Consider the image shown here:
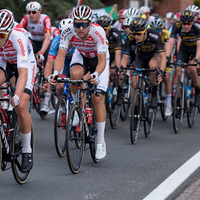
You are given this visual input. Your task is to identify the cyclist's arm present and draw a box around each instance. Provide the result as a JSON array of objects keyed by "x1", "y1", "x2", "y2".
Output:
[
  {"x1": 54, "y1": 48, "x2": 67, "y2": 73},
  {"x1": 115, "y1": 49, "x2": 122, "y2": 69},
  {"x1": 44, "y1": 58, "x2": 54, "y2": 78},
  {"x1": 121, "y1": 54, "x2": 129, "y2": 68},
  {"x1": 95, "y1": 53, "x2": 106, "y2": 75},
  {"x1": 159, "y1": 51, "x2": 166, "y2": 72},
  {"x1": 165, "y1": 37, "x2": 175, "y2": 57},
  {"x1": 37, "y1": 32, "x2": 51, "y2": 55},
  {"x1": 177, "y1": 36, "x2": 181, "y2": 53}
]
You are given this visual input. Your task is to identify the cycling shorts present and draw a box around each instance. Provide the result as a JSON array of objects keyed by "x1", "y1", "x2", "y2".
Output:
[
  {"x1": 0, "y1": 54, "x2": 36, "y2": 96},
  {"x1": 70, "y1": 50, "x2": 109, "y2": 95}
]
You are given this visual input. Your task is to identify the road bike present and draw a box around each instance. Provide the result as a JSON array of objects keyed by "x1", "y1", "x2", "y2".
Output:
[
  {"x1": 169, "y1": 61, "x2": 198, "y2": 133},
  {"x1": 56, "y1": 77, "x2": 100, "y2": 174},
  {"x1": 0, "y1": 82, "x2": 35, "y2": 184}
]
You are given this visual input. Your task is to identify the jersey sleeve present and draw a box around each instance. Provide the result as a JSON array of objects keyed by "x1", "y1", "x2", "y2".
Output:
[
  {"x1": 59, "y1": 25, "x2": 72, "y2": 51},
  {"x1": 123, "y1": 33, "x2": 135, "y2": 55},
  {"x1": 53, "y1": 28, "x2": 60, "y2": 38},
  {"x1": 170, "y1": 21, "x2": 181, "y2": 38},
  {"x1": 48, "y1": 35, "x2": 60, "y2": 59},
  {"x1": 194, "y1": 22, "x2": 200, "y2": 40},
  {"x1": 20, "y1": 15, "x2": 28, "y2": 29},
  {"x1": 113, "y1": 29, "x2": 123, "y2": 51},
  {"x1": 43, "y1": 16, "x2": 51, "y2": 34}
]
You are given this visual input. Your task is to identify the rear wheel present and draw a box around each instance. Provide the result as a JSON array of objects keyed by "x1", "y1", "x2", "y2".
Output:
[
  {"x1": 130, "y1": 89, "x2": 141, "y2": 144},
  {"x1": 11, "y1": 110, "x2": 35, "y2": 184},
  {"x1": 54, "y1": 94, "x2": 68, "y2": 157},
  {"x1": 66, "y1": 104, "x2": 84, "y2": 174}
]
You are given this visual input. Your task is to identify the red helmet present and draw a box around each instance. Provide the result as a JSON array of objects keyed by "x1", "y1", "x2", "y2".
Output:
[
  {"x1": 175, "y1": 12, "x2": 181, "y2": 19},
  {"x1": 118, "y1": 9, "x2": 126, "y2": 18}
]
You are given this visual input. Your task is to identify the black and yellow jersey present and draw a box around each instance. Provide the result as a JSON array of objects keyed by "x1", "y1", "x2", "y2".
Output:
[
  {"x1": 161, "y1": 29, "x2": 170, "y2": 45},
  {"x1": 123, "y1": 28, "x2": 164, "y2": 55},
  {"x1": 170, "y1": 21, "x2": 200, "y2": 47}
]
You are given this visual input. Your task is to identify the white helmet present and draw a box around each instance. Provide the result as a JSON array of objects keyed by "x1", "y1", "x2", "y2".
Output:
[
  {"x1": 59, "y1": 18, "x2": 73, "y2": 31},
  {"x1": 125, "y1": 8, "x2": 140, "y2": 18},
  {"x1": 139, "y1": 6, "x2": 150, "y2": 14},
  {"x1": 166, "y1": 12, "x2": 174, "y2": 19},
  {"x1": 186, "y1": 5, "x2": 200, "y2": 14},
  {"x1": 123, "y1": 17, "x2": 133, "y2": 26},
  {"x1": 26, "y1": 1, "x2": 42, "y2": 12},
  {"x1": 73, "y1": 5, "x2": 92, "y2": 21},
  {"x1": 0, "y1": 9, "x2": 14, "y2": 32}
]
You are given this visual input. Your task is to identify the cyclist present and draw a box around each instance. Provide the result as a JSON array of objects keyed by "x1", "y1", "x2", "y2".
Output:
[
  {"x1": 121, "y1": 17, "x2": 166, "y2": 108},
  {"x1": 139, "y1": 6, "x2": 155, "y2": 25},
  {"x1": 51, "y1": 26, "x2": 60, "y2": 38},
  {"x1": 49, "y1": 5, "x2": 109, "y2": 160},
  {"x1": 165, "y1": 12, "x2": 175, "y2": 30},
  {"x1": 165, "y1": 10, "x2": 200, "y2": 106},
  {"x1": 112, "y1": 9, "x2": 126, "y2": 35},
  {"x1": 40, "y1": 18, "x2": 75, "y2": 114},
  {"x1": 0, "y1": 9, "x2": 36, "y2": 172},
  {"x1": 20, "y1": 1, "x2": 52, "y2": 66},
  {"x1": 96, "y1": 15, "x2": 124, "y2": 105},
  {"x1": 150, "y1": 18, "x2": 172, "y2": 116}
]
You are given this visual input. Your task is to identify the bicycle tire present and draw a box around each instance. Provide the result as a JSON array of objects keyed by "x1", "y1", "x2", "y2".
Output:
[
  {"x1": 66, "y1": 104, "x2": 84, "y2": 174},
  {"x1": 50, "y1": 85, "x2": 57, "y2": 110},
  {"x1": 54, "y1": 94, "x2": 68, "y2": 157},
  {"x1": 89, "y1": 103, "x2": 100, "y2": 163},
  {"x1": 159, "y1": 82, "x2": 168, "y2": 121},
  {"x1": 11, "y1": 110, "x2": 35, "y2": 184},
  {"x1": 187, "y1": 84, "x2": 197, "y2": 128},
  {"x1": 130, "y1": 89, "x2": 141, "y2": 144},
  {"x1": 108, "y1": 84, "x2": 120, "y2": 129},
  {"x1": 173, "y1": 83, "x2": 184, "y2": 133},
  {"x1": 120, "y1": 74, "x2": 131, "y2": 121}
]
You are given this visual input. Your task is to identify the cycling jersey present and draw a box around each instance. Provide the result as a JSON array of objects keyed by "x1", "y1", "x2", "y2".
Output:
[
  {"x1": 0, "y1": 24, "x2": 36, "y2": 95},
  {"x1": 107, "y1": 28, "x2": 123, "y2": 63},
  {"x1": 60, "y1": 23, "x2": 109, "y2": 94},
  {"x1": 51, "y1": 26, "x2": 60, "y2": 38},
  {"x1": 20, "y1": 14, "x2": 52, "y2": 42},
  {"x1": 161, "y1": 30, "x2": 170, "y2": 45}
]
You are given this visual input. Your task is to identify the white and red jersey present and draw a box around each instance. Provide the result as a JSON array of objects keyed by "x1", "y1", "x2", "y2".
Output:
[
  {"x1": 51, "y1": 26, "x2": 60, "y2": 38},
  {"x1": 0, "y1": 24, "x2": 34, "y2": 68},
  {"x1": 20, "y1": 14, "x2": 52, "y2": 42},
  {"x1": 59, "y1": 23, "x2": 109, "y2": 58}
]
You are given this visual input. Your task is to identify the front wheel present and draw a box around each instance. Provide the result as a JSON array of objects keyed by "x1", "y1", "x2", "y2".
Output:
[
  {"x1": 11, "y1": 110, "x2": 35, "y2": 184},
  {"x1": 66, "y1": 104, "x2": 84, "y2": 174}
]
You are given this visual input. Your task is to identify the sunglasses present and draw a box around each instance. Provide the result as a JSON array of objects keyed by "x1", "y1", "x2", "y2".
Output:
[
  {"x1": 119, "y1": 17, "x2": 126, "y2": 20},
  {"x1": 182, "y1": 22, "x2": 192, "y2": 26},
  {"x1": 74, "y1": 22, "x2": 90, "y2": 29},
  {"x1": 0, "y1": 32, "x2": 9, "y2": 39},
  {"x1": 28, "y1": 11, "x2": 37, "y2": 15},
  {"x1": 133, "y1": 30, "x2": 145, "y2": 36},
  {"x1": 103, "y1": 25, "x2": 111, "y2": 30},
  {"x1": 124, "y1": 25, "x2": 129, "y2": 29}
]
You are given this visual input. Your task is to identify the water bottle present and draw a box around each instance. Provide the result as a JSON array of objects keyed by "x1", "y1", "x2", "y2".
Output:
[
  {"x1": 143, "y1": 92, "x2": 147, "y2": 105},
  {"x1": 85, "y1": 106, "x2": 92, "y2": 125},
  {"x1": 107, "y1": 86, "x2": 112, "y2": 103},
  {"x1": 185, "y1": 85, "x2": 191, "y2": 99},
  {"x1": 64, "y1": 83, "x2": 68, "y2": 94}
]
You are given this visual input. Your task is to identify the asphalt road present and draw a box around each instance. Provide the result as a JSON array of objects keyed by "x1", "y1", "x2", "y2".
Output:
[{"x1": 1, "y1": 107, "x2": 200, "y2": 200}]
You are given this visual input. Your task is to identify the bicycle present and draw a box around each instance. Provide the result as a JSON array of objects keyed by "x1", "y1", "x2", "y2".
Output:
[
  {"x1": 121, "y1": 66, "x2": 158, "y2": 144},
  {"x1": 0, "y1": 82, "x2": 35, "y2": 184},
  {"x1": 169, "y1": 61, "x2": 198, "y2": 133},
  {"x1": 30, "y1": 62, "x2": 57, "y2": 119},
  {"x1": 56, "y1": 77, "x2": 100, "y2": 174}
]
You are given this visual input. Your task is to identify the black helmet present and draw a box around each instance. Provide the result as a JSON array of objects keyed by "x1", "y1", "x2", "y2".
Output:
[
  {"x1": 180, "y1": 10, "x2": 195, "y2": 22},
  {"x1": 97, "y1": 15, "x2": 112, "y2": 28},
  {"x1": 129, "y1": 17, "x2": 147, "y2": 32}
]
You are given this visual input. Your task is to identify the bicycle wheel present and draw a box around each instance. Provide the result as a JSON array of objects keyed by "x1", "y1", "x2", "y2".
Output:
[
  {"x1": 54, "y1": 94, "x2": 68, "y2": 157},
  {"x1": 120, "y1": 74, "x2": 131, "y2": 121},
  {"x1": 108, "y1": 83, "x2": 120, "y2": 129},
  {"x1": 11, "y1": 110, "x2": 35, "y2": 184},
  {"x1": 66, "y1": 104, "x2": 84, "y2": 174},
  {"x1": 130, "y1": 89, "x2": 141, "y2": 144},
  {"x1": 89, "y1": 104, "x2": 100, "y2": 163},
  {"x1": 50, "y1": 85, "x2": 57, "y2": 110},
  {"x1": 187, "y1": 85, "x2": 197, "y2": 128},
  {"x1": 173, "y1": 83, "x2": 185, "y2": 133},
  {"x1": 159, "y1": 82, "x2": 168, "y2": 121}
]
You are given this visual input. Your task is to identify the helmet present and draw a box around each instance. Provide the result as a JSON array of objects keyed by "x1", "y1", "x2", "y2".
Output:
[
  {"x1": 59, "y1": 18, "x2": 73, "y2": 31},
  {"x1": 68, "y1": 12, "x2": 72, "y2": 19},
  {"x1": 26, "y1": 1, "x2": 42, "y2": 12},
  {"x1": 0, "y1": 9, "x2": 14, "y2": 32},
  {"x1": 73, "y1": 5, "x2": 92, "y2": 21},
  {"x1": 139, "y1": 6, "x2": 150, "y2": 14},
  {"x1": 125, "y1": 8, "x2": 140, "y2": 18},
  {"x1": 166, "y1": 12, "x2": 174, "y2": 19},
  {"x1": 175, "y1": 12, "x2": 181, "y2": 19},
  {"x1": 129, "y1": 17, "x2": 148, "y2": 32},
  {"x1": 138, "y1": 12, "x2": 147, "y2": 19},
  {"x1": 91, "y1": 13, "x2": 99, "y2": 23},
  {"x1": 123, "y1": 17, "x2": 133, "y2": 26},
  {"x1": 97, "y1": 15, "x2": 112, "y2": 28},
  {"x1": 150, "y1": 18, "x2": 164, "y2": 29},
  {"x1": 180, "y1": 10, "x2": 195, "y2": 22},
  {"x1": 118, "y1": 9, "x2": 125, "y2": 17},
  {"x1": 186, "y1": 5, "x2": 200, "y2": 14}
]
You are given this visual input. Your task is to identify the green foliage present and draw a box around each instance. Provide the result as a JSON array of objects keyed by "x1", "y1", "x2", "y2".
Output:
[
  {"x1": 195, "y1": 0, "x2": 200, "y2": 8},
  {"x1": 0, "y1": 0, "x2": 105, "y2": 25}
]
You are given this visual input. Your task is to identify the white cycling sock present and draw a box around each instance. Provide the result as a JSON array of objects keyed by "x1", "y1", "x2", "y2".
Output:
[
  {"x1": 96, "y1": 121, "x2": 106, "y2": 144},
  {"x1": 61, "y1": 106, "x2": 66, "y2": 113},
  {"x1": 44, "y1": 92, "x2": 50, "y2": 106},
  {"x1": 72, "y1": 93, "x2": 76, "y2": 103},
  {"x1": 22, "y1": 132, "x2": 32, "y2": 153},
  {"x1": 166, "y1": 94, "x2": 172, "y2": 107}
]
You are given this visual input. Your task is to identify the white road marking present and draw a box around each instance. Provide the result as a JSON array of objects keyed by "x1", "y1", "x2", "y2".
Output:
[{"x1": 143, "y1": 151, "x2": 200, "y2": 200}]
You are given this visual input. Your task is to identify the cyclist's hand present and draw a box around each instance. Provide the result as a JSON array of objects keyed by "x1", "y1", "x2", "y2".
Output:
[
  {"x1": 48, "y1": 70, "x2": 59, "y2": 85},
  {"x1": 158, "y1": 70, "x2": 164, "y2": 83},
  {"x1": 194, "y1": 58, "x2": 200, "y2": 68},
  {"x1": 36, "y1": 53, "x2": 44, "y2": 65},
  {"x1": 90, "y1": 71, "x2": 100, "y2": 85},
  {"x1": 11, "y1": 94, "x2": 20, "y2": 107}
]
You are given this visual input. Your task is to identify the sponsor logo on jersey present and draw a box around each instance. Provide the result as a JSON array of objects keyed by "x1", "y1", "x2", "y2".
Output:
[
  {"x1": 149, "y1": 33, "x2": 158, "y2": 40},
  {"x1": 17, "y1": 39, "x2": 26, "y2": 57},
  {"x1": 95, "y1": 31, "x2": 104, "y2": 45}
]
